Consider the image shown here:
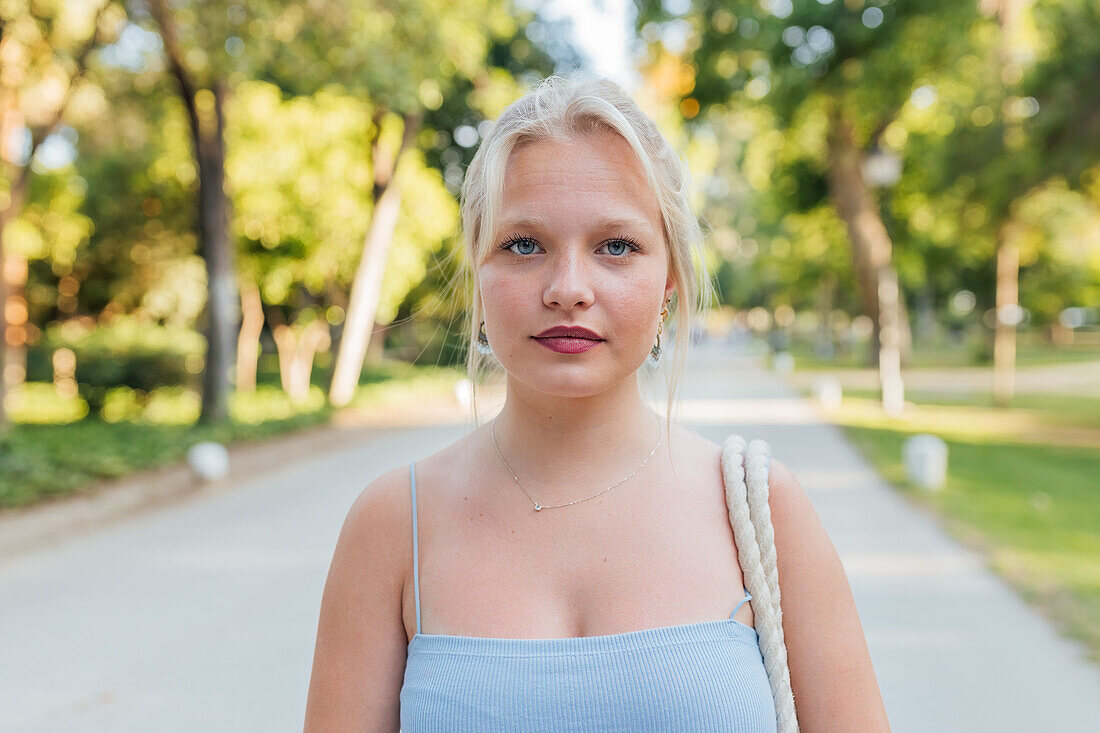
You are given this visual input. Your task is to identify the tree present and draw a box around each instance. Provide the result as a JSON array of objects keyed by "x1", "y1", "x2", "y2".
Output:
[
  {"x1": 887, "y1": 0, "x2": 1097, "y2": 403},
  {"x1": 0, "y1": 0, "x2": 121, "y2": 432},
  {"x1": 258, "y1": 0, "x2": 540, "y2": 407},
  {"x1": 638, "y1": 0, "x2": 980, "y2": 411},
  {"x1": 138, "y1": 0, "x2": 275, "y2": 422},
  {"x1": 226, "y1": 80, "x2": 460, "y2": 401}
]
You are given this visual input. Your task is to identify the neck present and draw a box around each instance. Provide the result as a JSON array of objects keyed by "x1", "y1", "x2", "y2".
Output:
[{"x1": 485, "y1": 374, "x2": 664, "y2": 508}]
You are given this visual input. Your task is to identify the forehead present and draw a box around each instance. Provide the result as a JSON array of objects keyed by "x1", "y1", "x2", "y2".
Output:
[{"x1": 497, "y1": 130, "x2": 663, "y2": 234}]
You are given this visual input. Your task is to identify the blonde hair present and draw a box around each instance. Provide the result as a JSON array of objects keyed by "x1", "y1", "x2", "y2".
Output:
[{"x1": 457, "y1": 72, "x2": 715, "y2": 443}]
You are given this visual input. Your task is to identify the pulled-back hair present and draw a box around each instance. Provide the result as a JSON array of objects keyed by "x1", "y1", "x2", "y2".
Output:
[{"x1": 457, "y1": 72, "x2": 715, "y2": 435}]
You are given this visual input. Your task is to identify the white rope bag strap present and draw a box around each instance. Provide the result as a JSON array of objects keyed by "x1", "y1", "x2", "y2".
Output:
[{"x1": 722, "y1": 434, "x2": 799, "y2": 733}]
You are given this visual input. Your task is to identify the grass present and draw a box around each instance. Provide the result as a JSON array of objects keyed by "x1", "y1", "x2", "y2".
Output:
[
  {"x1": 0, "y1": 361, "x2": 465, "y2": 511},
  {"x1": 0, "y1": 410, "x2": 331, "y2": 509},
  {"x1": 786, "y1": 331, "x2": 1100, "y2": 371},
  {"x1": 820, "y1": 396, "x2": 1100, "y2": 664},
  {"x1": 840, "y1": 389, "x2": 1100, "y2": 431}
]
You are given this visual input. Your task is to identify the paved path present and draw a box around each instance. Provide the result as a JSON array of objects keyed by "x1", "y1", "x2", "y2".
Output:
[
  {"x1": 2, "y1": 341, "x2": 1098, "y2": 731},
  {"x1": 678, "y1": 342, "x2": 1100, "y2": 731}
]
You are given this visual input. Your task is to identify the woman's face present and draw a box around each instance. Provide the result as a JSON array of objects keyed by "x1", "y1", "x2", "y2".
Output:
[{"x1": 478, "y1": 129, "x2": 675, "y2": 398}]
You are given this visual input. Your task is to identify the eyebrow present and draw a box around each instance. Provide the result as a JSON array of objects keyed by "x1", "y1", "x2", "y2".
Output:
[{"x1": 497, "y1": 213, "x2": 654, "y2": 234}]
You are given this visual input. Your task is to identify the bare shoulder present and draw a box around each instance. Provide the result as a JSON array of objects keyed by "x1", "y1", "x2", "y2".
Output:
[
  {"x1": 765, "y1": 457, "x2": 813, "y2": 530},
  {"x1": 345, "y1": 464, "x2": 415, "y2": 556},
  {"x1": 764, "y1": 456, "x2": 892, "y2": 732},
  {"x1": 329, "y1": 463, "x2": 415, "y2": 595},
  {"x1": 669, "y1": 424, "x2": 725, "y2": 467},
  {"x1": 302, "y1": 464, "x2": 413, "y2": 733}
]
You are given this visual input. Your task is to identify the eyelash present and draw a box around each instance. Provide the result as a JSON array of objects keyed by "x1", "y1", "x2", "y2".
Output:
[{"x1": 497, "y1": 233, "x2": 642, "y2": 257}]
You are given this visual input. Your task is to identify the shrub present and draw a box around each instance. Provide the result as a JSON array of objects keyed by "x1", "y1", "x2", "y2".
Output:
[
  {"x1": 5, "y1": 382, "x2": 89, "y2": 424},
  {"x1": 26, "y1": 318, "x2": 205, "y2": 399}
]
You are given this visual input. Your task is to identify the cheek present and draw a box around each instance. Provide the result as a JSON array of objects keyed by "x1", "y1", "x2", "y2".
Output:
[
  {"x1": 605, "y1": 272, "x2": 665, "y2": 321},
  {"x1": 479, "y1": 268, "x2": 529, "y2": 322}
]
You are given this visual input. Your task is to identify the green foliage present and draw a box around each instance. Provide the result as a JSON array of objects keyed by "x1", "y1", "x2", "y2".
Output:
[
  {"x1": 6, "y1": 170, "x2": 94, "y2": 266},
  {"x1": 382, "y1": 150, "x2": 460, "y2": 323},
  {"x1": 652, "y1": 0, "x2": 980, "y2": 131},
  {"x1": 26, "y1": 318, "x2": 204, "y2": 397},
  {"x1": 0, "y1": 362, "x2": 458, "y2": 509},
  {"x1": 347, "y1": 363, "x2": 462, "y2": 407},
  {"x1": 99, "y1": 385, "x2": 200, "y2": 424},
  {"x1": 4, "y1": 383, "x2": 89, "y2": 424},
  {"x1": 636, "y1": 0, "x2": 1100, "y2": 323},
  {"x1": 227, "y1": 80, "x2": 461, "y2": 345},
  {"x1": 0, "y1": 405, "x2": 330, "y2": 509},
  {"x1": 231, "y1": 385, "x2": 326, "y2": 424},
  {"x1": 68, "y1": 75, "x2": 203, "y2": 325},
  {"x1": 1024, "y1": 0, "x2": 1100, "y2": 187},
  {"x1": 256, "y1": 0, "x2": 507, "y2": 111},
  {"x1": 228, "y1": 81, "x2": 375, "y2": 301}
]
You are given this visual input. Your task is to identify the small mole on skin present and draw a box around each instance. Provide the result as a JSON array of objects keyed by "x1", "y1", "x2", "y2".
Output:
[
  {"x1": 479, "y1": 512, "x2": 483, "y2": 516},
  {"x1": 602, "y1": 557, "x2": 607, "y2": 563}
]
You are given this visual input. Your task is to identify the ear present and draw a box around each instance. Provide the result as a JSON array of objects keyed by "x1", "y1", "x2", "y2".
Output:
[{"x1": 664, "y1": 275, "x2": 676, "y2": 303}]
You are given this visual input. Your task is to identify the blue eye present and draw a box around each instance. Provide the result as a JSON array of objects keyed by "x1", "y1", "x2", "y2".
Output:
[
  {"x1": 499, "y1": 235, "x2": 541, "y2": 255},
  {"x1": 498, "y1": 233, "x2": 642, "y2": 257}
]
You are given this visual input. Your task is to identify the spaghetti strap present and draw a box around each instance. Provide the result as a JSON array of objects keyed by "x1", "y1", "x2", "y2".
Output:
[
  {"x1": 410, "y1": 462, "x2": 421, "y2": 636},
  {"x1": 729, "y1": 586, "x2": 752, "y2": 619}
]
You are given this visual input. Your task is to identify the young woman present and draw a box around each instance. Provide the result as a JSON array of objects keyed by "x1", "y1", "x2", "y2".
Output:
[{"x1": 304, "y1": 75, "x2": 890, "y2": 732}]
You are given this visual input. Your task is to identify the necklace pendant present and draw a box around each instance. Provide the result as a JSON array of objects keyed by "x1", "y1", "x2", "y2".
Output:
[{"x1": 533, "y1": 503, "x2": 543, "y2": 511}]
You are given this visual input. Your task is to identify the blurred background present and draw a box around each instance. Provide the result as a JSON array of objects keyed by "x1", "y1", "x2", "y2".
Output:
[{"x1": 1, "y1": 0, "x2": 1098, "y2": 729}]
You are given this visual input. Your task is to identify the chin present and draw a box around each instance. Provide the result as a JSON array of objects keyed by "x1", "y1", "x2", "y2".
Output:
[{"x1": 507, "y1": 361, "x2": 642, "y2": 399}]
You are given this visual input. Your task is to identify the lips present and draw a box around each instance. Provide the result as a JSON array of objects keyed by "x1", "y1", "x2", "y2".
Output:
[
  {"x1": 532, "y1": 325, "x2": 604, "y2": 354},
  {"x1": 534, "y1": 325, "x2": 604, "y2": 340}
]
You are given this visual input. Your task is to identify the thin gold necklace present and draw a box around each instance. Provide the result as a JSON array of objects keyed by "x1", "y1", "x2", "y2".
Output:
[{"x1": 490, "y1": 413, "x2": 663, "y2": 511}]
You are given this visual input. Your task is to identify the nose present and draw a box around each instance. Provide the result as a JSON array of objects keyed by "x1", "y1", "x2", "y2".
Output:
[{"x1": 542, "y1": 248, "x2": 595, "y2": 309}]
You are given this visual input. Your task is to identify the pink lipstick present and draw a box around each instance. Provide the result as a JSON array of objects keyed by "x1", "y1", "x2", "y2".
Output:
[
  {"x1": 532, "y1": 324, "x2": 604, "y2": 354},
  {"x1": 534, "y1": 336, "x2": 601, "y2": 354}
]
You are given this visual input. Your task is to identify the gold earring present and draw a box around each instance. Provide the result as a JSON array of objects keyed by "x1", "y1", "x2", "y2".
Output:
[{"x1": 650, "y1": 298, "x2": 671, "y2": 364}]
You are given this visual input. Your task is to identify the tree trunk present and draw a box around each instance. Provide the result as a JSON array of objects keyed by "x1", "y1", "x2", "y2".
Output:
[
  {"x1": 827, "y1": 113, "x2": 909, "y2": 411},
  {"x1": 814, "y1": 273, "x2": 836, "y2": 359},
  {"x1": 993, "y1": 233, "x2": 1019, "y2": 406},
  {"x1": 328, "y1": 111, "x2": 422, "y2": 407},
  {"x1": 273, "y1": 319, "x2": 330, "y2": 404},
  {"x1": 990, "y1": 0, "x2": 1027, "y2": 407},
  {"x1": 194, "y1": 83, "x2": 237, "y2": 422},
  {"x1": 236, "y1": 278, "x2": 264, "y2": 392},
  {"x1": 877, "y1": 265, "x2": 905, "y2": 414},
  {"x1": 364, "y1": 320, "x2": 387, "y2": 367},
  {"x1": 149, "y1": 1, "x2": 238, "y2": 423}
]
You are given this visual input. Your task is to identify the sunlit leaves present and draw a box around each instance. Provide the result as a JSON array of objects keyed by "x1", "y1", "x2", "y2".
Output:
[
  {"x1": 227, "y1": 81, "x2": 373, "y2": 301},
  {"x1": 380, "y1": 148, "x2": 459, "y2": 323},
  {"x1": 226, "y1": 80, "x2": 458, "y2": 325}
]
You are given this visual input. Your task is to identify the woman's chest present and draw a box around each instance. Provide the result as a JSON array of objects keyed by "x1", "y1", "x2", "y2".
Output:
[{"x1": 406, "y1": 461, "x2": 747, "y2": 640}]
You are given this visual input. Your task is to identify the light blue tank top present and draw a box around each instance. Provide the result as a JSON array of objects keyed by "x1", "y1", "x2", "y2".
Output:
[{"x1": 400, "y1": 463, "x2": 779, "y2": 732}]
